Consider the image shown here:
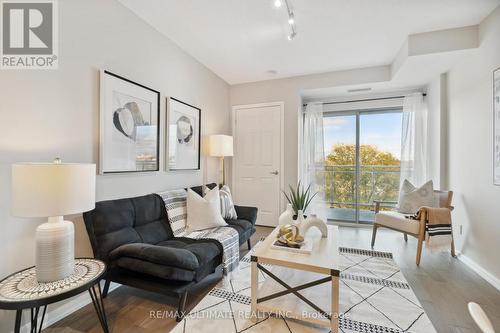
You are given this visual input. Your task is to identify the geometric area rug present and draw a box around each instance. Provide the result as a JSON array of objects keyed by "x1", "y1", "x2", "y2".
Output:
[{"x1": 172, "y1": 244, "x2": 436, "y2": 333}]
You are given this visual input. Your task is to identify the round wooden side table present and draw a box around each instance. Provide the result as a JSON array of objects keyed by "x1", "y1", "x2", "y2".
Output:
[{"x1": 0, "y1": 258, "x2": 109, "y2": 333}]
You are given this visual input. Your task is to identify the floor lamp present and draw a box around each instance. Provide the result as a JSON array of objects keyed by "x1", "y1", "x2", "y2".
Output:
[{"x1": 207, "y1": 135, "x2": 233, "y2": 186}]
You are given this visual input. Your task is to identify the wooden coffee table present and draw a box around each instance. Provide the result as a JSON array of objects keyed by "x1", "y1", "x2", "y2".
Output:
[{"x1": 251, "y1": 225, "x2": 340, "y2": 332}]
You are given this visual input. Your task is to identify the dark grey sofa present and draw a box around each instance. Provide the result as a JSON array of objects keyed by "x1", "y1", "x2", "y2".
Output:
[{"x1": 83, "y1": 184, "x2": 257, "y2": 321}]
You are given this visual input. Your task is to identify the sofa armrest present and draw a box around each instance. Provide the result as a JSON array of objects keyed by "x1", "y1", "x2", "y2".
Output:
[
  {"x1": 109, "y1": 243, "x2": 199, "y2": 270},
  {"x1": 234, "y1": 205, "x2": 258, "y2": 226}
]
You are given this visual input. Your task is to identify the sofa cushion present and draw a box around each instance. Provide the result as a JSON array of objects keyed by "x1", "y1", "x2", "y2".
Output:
[
  {"x1": 83, "y1": 194, "x2": 173, "y2": 262},
  {"x1": 375, "y1": 211, "x2": 420, "y2": 234},
  {"x1": 183, "y1": 226, "x2": 240, "y2": 275},
  {"x1": 109, "y1": 238, "x2": 222, "y2": 282},
  {"x1": 157, "y1": 238, "x2": 222, "y2": 281},
  {"x1": 112, "y1": 257, "x2": 199, "y2": 282},
  {"x1": 109, "y1": 243, "x2": 200, "y2": 270},
  {"x1": 225, "y1": 219, "x2": 254, "y2": 245}
]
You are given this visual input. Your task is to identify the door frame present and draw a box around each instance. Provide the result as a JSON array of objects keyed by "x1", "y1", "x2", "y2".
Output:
[{"x1": 231, "y1": 102, "x2": 285, "y2": 217}]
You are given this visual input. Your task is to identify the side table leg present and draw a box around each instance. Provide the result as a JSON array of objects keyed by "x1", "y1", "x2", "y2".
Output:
[
  {"x1": 89, "y1": 282, "x2": 109, "y2": 333},
  {"x1": 28, "y1": 306, "x2": 47, "y2": 333},
  {"x1": 331, "y1": 275, "x2": 339, "y2": 333},
  {"x1": 14, "y1": 310, "x2": 22, "y2": 333}
]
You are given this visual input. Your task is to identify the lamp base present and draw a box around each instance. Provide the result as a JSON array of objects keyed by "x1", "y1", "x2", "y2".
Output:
[{"x1": 35, "y1": 216, "x2": 75, "y2": 282}]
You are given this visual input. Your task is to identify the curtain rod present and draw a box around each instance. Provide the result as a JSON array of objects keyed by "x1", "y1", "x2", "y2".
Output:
[{"x1": 303, "y1": 93, "x2": 427, "y2": 107}]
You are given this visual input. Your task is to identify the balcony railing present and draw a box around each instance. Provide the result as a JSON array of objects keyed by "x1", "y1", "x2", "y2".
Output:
[{"x1": 315, "y1": 165, "x2": 400, "y2": 222}]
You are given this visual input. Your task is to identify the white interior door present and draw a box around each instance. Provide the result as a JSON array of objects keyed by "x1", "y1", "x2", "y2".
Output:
[{"x1": 232, "y1": 103, "x2": 283, "y2": 227}]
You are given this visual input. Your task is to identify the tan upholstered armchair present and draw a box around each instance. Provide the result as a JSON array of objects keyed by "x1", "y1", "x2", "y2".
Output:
[{"x1": 371, "y1": 190, "x2": 455, "y2": 265}]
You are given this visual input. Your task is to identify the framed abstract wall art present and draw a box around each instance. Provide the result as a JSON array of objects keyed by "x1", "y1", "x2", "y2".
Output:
[
  {"x1": 99, "y1": 70, "x2": 160, "y2": 174},
  {"x1": 494, "y1": 67, "x2": 500, "y2": 185},
  {"x1": 167, "y1": 97, "x2": 201, "y2": 170}
]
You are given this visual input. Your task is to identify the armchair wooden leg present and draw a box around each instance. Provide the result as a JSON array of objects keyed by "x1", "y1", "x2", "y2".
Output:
[
  {"x1": 451, "y1": 238, "x2": 456, "y2": 258},
  {"x1": 404, "y1": 233, "x2": 408, "y2": 242},
  {"x1": 371, "y1": 224, "x2": 378, "y2": 248},
  {"x1": 247, "y1": 239, "x2": 251, "y2": 250},
  {"x1": 416, "y1": 238, "x2": 424, "y2": 266}
]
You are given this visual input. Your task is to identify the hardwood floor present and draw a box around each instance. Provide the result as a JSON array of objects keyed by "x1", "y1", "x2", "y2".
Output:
[{"x1": 47, "y1": 226, "x2": 500, "y2": 333}]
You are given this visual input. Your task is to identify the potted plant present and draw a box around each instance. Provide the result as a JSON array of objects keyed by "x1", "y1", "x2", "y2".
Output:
[{"x1": 283, "y1": 181, "x2": 318, "y2": 220}]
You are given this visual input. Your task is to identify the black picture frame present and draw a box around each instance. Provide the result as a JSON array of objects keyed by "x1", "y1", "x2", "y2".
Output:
[
  {"x1": 99, "y1": 70, "x2": 161, "y2": 174},
  {"x1": 167, "y1": 97, "x2": 201, "y2": 171}
]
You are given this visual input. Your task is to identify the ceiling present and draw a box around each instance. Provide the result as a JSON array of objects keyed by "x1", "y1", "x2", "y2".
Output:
[{"x1": 119, "y1": 0, "x2": 499, "y2": 85}]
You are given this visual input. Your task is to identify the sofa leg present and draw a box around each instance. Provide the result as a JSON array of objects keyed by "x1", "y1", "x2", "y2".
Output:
[
  {"x1": 247, "y1": 239, "x2": 252, "y2": 250},
  {"x1": 176, "y1": 291, "x2": 188, "y2": 322},
  {"x1": 102, "y1": 279, "x2": 111, "y2": 298},
  {"x1": 404, "y1": 233, "x2": 408, "y2": 242}
]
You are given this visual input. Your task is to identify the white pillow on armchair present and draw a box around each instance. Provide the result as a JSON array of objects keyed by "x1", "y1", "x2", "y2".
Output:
[
  {"x1": 187, "y1": 187, "x2": 227, "y2": 231},
  {"x1": 398, "y1": 180, "x2": 436, "y2": 214}
]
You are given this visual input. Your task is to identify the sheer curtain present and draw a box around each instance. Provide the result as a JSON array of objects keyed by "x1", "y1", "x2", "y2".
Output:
[
  {"x1": 400, "y1": 93, "x2": 428, "y2": 187},
  {"x1": 301, "y1": 103, "x2": 325, "y2": 210}
]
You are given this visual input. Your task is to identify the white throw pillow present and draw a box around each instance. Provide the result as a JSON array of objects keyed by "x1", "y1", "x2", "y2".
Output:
[
  {"x1": 398, "y1": 180, "x2": 435, "y2": 214},
  {"x1": 187, "y1": 187, "x2": 227, "y2": 231}
]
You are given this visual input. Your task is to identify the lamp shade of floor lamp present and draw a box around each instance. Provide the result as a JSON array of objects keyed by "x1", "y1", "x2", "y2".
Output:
[
  {"x1": 11, "y1": 160, "x2": 96, "y2": 282},
  {"x1": 207, "y1": 135, "x2": 233, "y2": 186}
]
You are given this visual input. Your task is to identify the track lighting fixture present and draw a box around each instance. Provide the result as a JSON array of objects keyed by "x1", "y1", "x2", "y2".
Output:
[{"x1": 273, "y1": 0, "x2": 297, "y2": 40}]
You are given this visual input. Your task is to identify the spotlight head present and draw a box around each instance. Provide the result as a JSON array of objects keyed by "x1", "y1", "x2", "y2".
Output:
[
  {"x1": 287, "y1": 31, "x2": 296, "y2": 40},
  {"x1": 274, "y1": 0, "x2": 282, "y2": 8}
]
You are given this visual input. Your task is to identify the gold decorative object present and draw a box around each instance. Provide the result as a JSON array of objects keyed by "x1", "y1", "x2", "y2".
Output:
[{"x1": 277, "y1": 224, "x2": 304, "y2": 248}]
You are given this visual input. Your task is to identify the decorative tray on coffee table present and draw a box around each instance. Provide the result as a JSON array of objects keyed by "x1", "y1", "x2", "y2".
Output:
[{"x1": 271, "y1": 239, "x2": 313, "y2": 253}]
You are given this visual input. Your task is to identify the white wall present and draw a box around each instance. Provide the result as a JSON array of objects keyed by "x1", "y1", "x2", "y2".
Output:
[
  {"x1": 0, "y1": 0, "x2": 230, "y2": 330},
  {"x1": 229, "y1": 66, "x2": 390, "y2": 189},
  {"x1": 446, "y1": 6, "x2": 500, "y2": 283},
  {"x1": 426, "y1": 73, "x2": 449, "y2": 189}
]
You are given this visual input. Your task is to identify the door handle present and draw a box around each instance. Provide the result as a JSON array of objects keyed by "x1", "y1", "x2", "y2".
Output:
[{"x1": 270, "y1": 170, "x2": 279, "y2": 175}]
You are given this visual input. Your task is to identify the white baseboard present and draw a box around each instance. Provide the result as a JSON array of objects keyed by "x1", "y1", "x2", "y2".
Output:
[
  {"x1": 457, "y1": 252, "x2": 500, "y2": 292},
  {"x1": 12, "y1": 282, "x2": 120, "y2": 333}
]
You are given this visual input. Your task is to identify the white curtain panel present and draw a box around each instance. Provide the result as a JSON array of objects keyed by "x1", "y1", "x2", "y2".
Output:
[
  {"x1": 301, "y1": 103, "x2": 325, "y2": 208},
  {"x1": 400, "y1": 93, "x2": 428, "y2": 188}
]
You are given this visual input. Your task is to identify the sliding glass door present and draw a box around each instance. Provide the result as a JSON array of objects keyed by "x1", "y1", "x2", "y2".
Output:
[
  {"x1": 321, "y1": 109, "x2": 402, "y2": 224},
  {"x1": 323, "y1": 113, "x2": 357, "y2": 222}
]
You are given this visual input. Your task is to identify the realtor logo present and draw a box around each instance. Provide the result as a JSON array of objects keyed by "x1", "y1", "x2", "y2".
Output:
[{"x1": 1, "y1": 0, "x2": 58, "y2": 69}]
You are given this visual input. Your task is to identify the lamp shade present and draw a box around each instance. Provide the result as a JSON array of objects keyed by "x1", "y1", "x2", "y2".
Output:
[
  {"x1": 12, "y1": 163, "x2": 96, "y2": 218},
  {"x1": 207, "y1": 135, "x2": 233, "y2": 157}
]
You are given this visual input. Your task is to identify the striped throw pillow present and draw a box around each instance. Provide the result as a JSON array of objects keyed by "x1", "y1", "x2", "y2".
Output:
[
  {"x1": 220, "y1": 185, "x2": 238, "y2": 220},
  {"x1": 157, "y1": 189, "x2": 188, "y2": 236}
]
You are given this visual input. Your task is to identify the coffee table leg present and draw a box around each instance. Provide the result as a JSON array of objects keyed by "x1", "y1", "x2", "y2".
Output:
[
  {"x1": 89, "y1": 282, "x2": 109, "y2": 333},
  {"x1": 251, "y1": 257, "x2": 258, "y2": 320},
  {"x1": 331, "y1": 275, "x2": 339, "y2": 333}
]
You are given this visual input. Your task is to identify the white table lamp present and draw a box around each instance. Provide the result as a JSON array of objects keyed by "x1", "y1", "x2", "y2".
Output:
[
  {"x1": 11, "y1": 159, "x2": 96, "y2": 282},
  {"x1": 207, "y1": 135, "x2": 233, "y2": 186}
]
